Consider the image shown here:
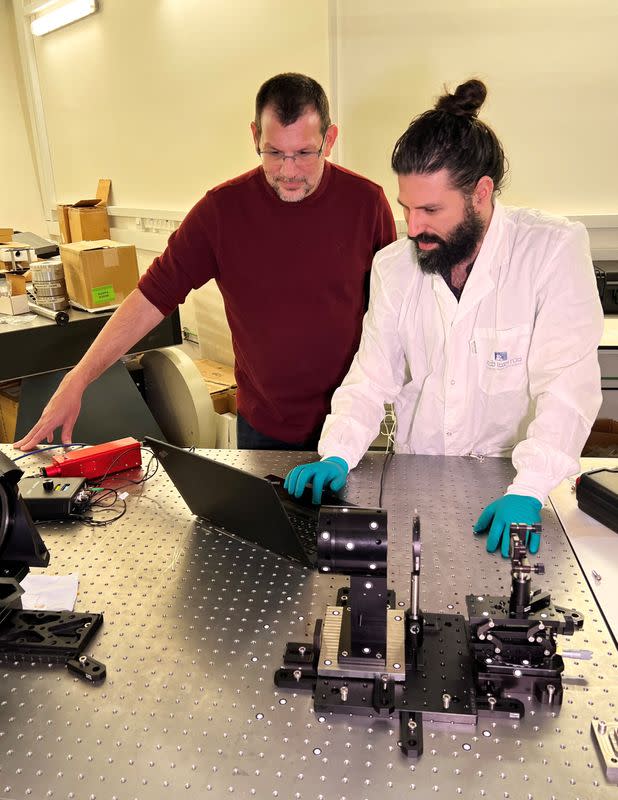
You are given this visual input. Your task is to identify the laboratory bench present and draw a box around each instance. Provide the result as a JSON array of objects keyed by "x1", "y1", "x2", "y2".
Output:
[
  {"x1": 0, "y1": 446, "x2": 616, "y2": 799},
  {"x1": 0, "y1": 307, "x2": 181, "y2": 444}
]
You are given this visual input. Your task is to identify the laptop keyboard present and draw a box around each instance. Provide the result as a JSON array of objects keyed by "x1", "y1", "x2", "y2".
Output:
[{"x1": 287, "y1": 511, "x2": 318, "y2": 556}]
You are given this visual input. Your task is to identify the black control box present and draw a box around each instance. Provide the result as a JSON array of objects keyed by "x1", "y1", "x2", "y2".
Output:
[
  {"x1": 594, "y1": 260, "x2": 618, "y2": 314},
  {"x1": 19, "y1": 477, "x2": 88, "y2": 521},
  {"x1": 576, "y1": 467, "x2": 618, "y2": 533}
]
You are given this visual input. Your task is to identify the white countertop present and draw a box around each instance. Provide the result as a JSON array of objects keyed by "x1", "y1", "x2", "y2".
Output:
[{"x1": 550, "y1": 457, "x2": 618, "y2": 642}]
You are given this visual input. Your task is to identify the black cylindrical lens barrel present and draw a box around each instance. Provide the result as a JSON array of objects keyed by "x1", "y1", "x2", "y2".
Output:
[{"x1": 316, "y1": 506, "x2": 387, "y2": 576}]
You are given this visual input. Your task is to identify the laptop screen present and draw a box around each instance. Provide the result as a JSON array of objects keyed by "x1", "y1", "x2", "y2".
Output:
[{"x1": 144, "y1": 438, "x2": 313, "y2": 565}]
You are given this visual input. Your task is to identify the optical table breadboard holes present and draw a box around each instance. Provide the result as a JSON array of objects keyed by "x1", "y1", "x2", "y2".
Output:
[{"x1": 0, "y1": 448, "x2": 615, "y2": 798}]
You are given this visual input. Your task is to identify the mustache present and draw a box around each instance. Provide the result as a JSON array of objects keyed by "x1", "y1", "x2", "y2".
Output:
[
  {"x1": 409, "y1": 233, "x2": 445, "y2": 246},
  {"x1": 276, "y1": 176, "x2": 308, "y2": 184}
]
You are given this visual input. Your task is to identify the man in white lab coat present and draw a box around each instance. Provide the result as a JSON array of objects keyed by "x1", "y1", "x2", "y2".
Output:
[{"x1": 285, "y1": 78, "x2": 604, "y2": 557}]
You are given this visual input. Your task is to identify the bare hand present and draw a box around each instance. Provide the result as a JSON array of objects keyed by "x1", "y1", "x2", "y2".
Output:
[{"x1": 14, "y1": 374, "x2": 84, "y2": 451}]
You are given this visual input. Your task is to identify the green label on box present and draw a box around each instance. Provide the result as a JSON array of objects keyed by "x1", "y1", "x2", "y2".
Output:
[{"x1": 91, "y1": 284, "x2": 116, "y2": 305}]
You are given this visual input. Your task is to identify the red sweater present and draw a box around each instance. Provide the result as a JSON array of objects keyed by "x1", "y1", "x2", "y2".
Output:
[{"x1": 139, "y1": 162, "x2": 396, "y2": 443}]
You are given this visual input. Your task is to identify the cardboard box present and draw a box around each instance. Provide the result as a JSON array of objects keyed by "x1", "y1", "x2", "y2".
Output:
[
  {"x1": 210, "y1": 386, "x2": 237, "y2": 414},
  {"x1": 194, "y1": 358, "x2": 236, "y2": 388},
  {"x1": 193, "y1": 358, "x2": 237, "y2": 415},
  {"x1": 0, "y1": 270, "x2": 29, "y2": 315},
  {"x1": 0, "y1": 382, "x2": 20, "y2": 442},
  {"x1": 0, "y1": 294, "x2": 28, "y2": 315},
  {"x1": 57, "y1": 179, "x2": 111, "y2": 243},
  {"x1": 60, "y1": 239, "x2": 139, "y2": 311},
  {"x1": 57, "y1": 205, "x2": 71, "y2": 244},
  {"x1": 582, "y1": 418, "x2": 618, "y2": 456},
  {"x1": 68, "y1": 203, "x2": 110, "y2": 243},
  {"x1": 5, "y1": 271, "x2": 28, "y2": 296}
]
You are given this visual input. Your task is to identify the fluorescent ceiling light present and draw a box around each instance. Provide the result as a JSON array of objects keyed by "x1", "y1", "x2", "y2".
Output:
[{"x1": 31, "y1": 0, "x2": 97, "y2": 37}]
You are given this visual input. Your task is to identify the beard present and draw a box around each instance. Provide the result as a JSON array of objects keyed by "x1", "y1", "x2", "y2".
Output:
[
  {"x1": 410, "y1": 200, "x2": 485, "y2": 278},
  {"x1": 269, "y1": 175, "x2": 312, "y2": 202}
]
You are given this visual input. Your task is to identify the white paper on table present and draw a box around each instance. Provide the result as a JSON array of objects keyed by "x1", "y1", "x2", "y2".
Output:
[{"x1": 19, "y1": 573, "x2": 79, "y2": 611}]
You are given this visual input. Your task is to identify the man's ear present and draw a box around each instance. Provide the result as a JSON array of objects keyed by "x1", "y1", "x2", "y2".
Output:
[
  {"x1": 250, "y1": 121, "x2": 260, "y2": 152},
  {"x1": 473, "y1": 175, "x2": 494, "y2": 208},
  {"x1": 321, "y1": 124, "x2": 339, "y2": 158}
]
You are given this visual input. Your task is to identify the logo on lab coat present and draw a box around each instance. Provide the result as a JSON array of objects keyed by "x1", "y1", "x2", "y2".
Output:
[{"x1": 487, "y1": 351, "x2": 523, "y2": 370}]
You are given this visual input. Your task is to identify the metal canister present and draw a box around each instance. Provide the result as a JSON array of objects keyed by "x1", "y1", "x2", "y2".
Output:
[{"x1": 30, "y1": 258, "x2": 69, "y2": 310}]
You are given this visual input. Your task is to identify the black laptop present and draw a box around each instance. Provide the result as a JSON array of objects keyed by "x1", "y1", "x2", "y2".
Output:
[{"x1": 144, "y1": 437, "x2": 351, "y2": 567}]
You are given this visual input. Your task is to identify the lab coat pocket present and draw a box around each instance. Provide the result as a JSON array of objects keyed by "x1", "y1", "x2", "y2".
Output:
[{"x1": 473, "y1": 325, "x2": 531, "y2": 395}]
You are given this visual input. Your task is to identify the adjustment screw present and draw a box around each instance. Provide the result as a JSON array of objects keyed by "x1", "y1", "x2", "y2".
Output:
[
  {"x1": 340, "y1": 685, "x2": 348, "y2": 702},
  {"x1": 598, "y1": 720, "x2": 607, "y2": 735},
  {"x1": 442, "y1": 693, "x2": 451, "y2": 710},
  {"x1": 293, "y1": 669, "x2": 302, "y2": 683}
]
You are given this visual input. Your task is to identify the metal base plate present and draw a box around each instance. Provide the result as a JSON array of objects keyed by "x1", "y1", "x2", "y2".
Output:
[
  {"x1": 591, "y1": 720, "x2": 618, "y2": 783},
  {"x1": 395, "y1": 612, "x2": 477, "y2": 723},
  {"x1": 318, "y1": 605, "x2": 406, "y2": 680}
]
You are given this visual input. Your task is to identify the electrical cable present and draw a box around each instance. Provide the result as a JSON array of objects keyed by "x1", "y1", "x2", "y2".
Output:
[
  {"x1": 11, "y1": 443, "x2": 87, "y2": 462},
  {"x1": 96, "y1": 447, "x2": 159, "y2": 491},
  {"x1": 378, "y1": 452, "x2": 394, "y2": 508},
  {"x1": 74, "y1": 447, "x2": 160, "y2": 526},
  {"x1": 71, "y1": 496, "x2": 127, "y2": 527}
]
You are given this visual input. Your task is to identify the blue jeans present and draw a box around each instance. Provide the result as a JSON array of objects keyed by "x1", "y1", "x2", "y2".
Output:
[{"x1": 236, "y1": 413, "x2": 320, "y2": 451}]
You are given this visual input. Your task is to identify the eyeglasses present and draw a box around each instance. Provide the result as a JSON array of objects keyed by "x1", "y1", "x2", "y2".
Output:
[{"x1": 257, "y1": 133, "x2": 327, "y2": 167}]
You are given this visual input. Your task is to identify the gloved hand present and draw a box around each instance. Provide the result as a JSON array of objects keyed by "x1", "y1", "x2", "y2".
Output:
[
  {"x1": 473, "y1": 494, "x2": 542, "y2": 558},
  {"x1": 284, "y1": 457, "x2": 349, "y2": 505}
]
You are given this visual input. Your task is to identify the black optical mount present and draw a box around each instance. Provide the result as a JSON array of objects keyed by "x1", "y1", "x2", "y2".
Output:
[
  {"x1": 0, "y1": 452, "x2": 105, "y2": 682},
  {"x1": 274, "y1": 512, "x2": 583, "y2": 758},
  {"x1": 466, "y1": 524, "x2": 583, "y2": 706}
]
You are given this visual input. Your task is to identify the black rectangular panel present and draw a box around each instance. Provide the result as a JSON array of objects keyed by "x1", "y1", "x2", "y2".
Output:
[{"x1": 0, "y1": 308, "x2": 181, "y2": 382}]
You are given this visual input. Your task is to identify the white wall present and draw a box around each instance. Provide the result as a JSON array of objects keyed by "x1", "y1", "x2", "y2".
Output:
[
  {"x1": 334, "y1": 0, "x2": 618, "y2": 217},
  {"x1": 0, "y1": 0, "x2": 46, "y2": 235},
  {"x1": 31, "y1": 0, "x2": 331, "y2": 212},
  {"x1": 5, "y1": 1, "x2": 618, "y2": 361},
  {"x1": 16, "y1": 0, "x2": 331, "y2": 362}
]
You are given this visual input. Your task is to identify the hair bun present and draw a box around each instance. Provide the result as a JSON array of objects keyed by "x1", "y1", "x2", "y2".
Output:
[{"x1": 435, "y1": 79, "x2": 487, "y2": 118}]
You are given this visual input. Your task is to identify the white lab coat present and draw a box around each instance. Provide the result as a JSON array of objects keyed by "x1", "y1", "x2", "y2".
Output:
[{"x1": 319, "y1": 202, "x2": 604, "y2": 503}]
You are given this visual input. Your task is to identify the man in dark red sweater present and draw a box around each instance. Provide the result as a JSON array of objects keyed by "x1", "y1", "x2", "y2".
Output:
[{"x1": 16, "y1": 73, "x2": 396, "y2": 451}]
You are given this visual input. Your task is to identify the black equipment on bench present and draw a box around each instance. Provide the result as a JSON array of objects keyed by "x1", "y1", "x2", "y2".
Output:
[
  {"x1": 274, "y1": 510, "x2": 584, "y2": 758},
  {"x1": 0, "y1": 452, "x2": 105, "y2": 682}
]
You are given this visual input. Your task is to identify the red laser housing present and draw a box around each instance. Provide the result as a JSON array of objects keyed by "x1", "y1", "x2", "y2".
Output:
[{"x1": 42, "y1": 437, "x2": 142, "y2": 479}]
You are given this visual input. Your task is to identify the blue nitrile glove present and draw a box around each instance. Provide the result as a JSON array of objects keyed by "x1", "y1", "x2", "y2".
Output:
[
  {"x1": 284, "y1": 457, "x2": 349, "y2": 505},
  {"x1": 473, "y1": 494, "x2": 542, "y2": 558}
]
